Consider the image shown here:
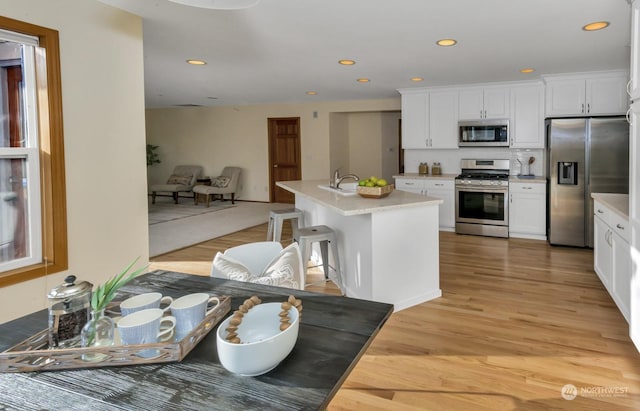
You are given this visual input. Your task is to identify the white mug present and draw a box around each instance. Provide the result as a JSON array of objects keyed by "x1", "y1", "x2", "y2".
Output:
[
  {"x1": 120, "y1": 292, "x2": 173, "y2": 317},
  {"x1": 170, "y1": 293, "x2": 220, "y2": 339},
  {"x1": 117, "y1": 308, "x2": 176, "y2": 357}
]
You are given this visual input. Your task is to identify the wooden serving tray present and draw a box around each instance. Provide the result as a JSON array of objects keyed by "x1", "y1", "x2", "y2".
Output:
[{"x1": 0, "y1": 295, "x2": 230, "y2": 373}]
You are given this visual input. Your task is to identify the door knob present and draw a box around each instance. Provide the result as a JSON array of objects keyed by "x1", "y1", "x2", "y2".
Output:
[{"x1": 273, "y1": 164, "x2": 278, "y2": 168}]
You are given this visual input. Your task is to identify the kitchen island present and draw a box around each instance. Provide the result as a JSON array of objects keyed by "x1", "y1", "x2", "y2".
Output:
[{"x1": 277, "y1": 179, "x2": 443, "y2": 311}]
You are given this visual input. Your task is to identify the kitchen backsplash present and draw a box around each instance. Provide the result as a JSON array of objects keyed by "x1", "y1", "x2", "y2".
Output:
[{"x1": 404, "y1": 148, "x2": 545, "y2": 176}]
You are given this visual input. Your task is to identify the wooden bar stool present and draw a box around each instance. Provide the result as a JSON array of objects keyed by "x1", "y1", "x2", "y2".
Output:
[
  {"x1": 267, "y1": 208, "x2": 304, "y2": 242},
  {"x1": 294, "y1": 225, "x2": 344, "y2": 295}
]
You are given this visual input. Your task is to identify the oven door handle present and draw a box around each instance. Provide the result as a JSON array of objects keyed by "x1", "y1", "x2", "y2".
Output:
[{"x1": 455, "y1": 186, "x2": 508, "y2": 194}]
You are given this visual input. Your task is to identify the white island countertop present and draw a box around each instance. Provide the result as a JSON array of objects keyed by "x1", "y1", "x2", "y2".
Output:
[{"x1": 277, "y1": 179, "x2": 442, "y2": 217}]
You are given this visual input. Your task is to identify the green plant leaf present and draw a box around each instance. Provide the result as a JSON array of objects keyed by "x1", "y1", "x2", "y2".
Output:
[{"x1": 90, "y1": 257, "x2": 147, "y2": 311}]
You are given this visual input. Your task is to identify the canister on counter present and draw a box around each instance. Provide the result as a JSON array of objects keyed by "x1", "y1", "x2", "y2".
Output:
[
  {"x1": 432, "y1": 162, "x2": 442, "y2": 175},
  {"x1": 418, "y1": 162, "x2": 428, "y2": 174},
  {"x1": 47, "y1": 275, "x2": 93, "y2": 348}
]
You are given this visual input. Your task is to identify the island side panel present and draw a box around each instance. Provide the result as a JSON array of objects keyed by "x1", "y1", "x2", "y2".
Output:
[
  {"x1": 295, "y1": 196, "x2": 374, "y2": 300},
  {"x1": 371, "y1": 204, "x2": 442, "y2": 311}
]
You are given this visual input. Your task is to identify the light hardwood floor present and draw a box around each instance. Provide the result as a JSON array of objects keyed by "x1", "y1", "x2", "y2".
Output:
[{"x1": 150, "y1": 224, "x2": 640, "y2": 410}]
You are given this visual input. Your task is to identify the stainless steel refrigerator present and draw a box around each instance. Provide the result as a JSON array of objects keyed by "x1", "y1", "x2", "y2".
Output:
[{"x1": 546, "y1": 117, "x2": 629, "y2": 247}]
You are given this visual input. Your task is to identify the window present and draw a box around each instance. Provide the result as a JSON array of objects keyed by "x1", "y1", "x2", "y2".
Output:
[{"x1": 0, "y1": 17, "x2": 67, "y2": 287}]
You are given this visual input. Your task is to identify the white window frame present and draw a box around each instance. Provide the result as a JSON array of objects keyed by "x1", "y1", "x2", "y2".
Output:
[{"x1": 0, "y1": 31, "x2": 42, "y2": 272}]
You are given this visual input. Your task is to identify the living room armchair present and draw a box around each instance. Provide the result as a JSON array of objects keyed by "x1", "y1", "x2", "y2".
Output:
[
  {"x1": 150, "y1": 165, "x2": 203, "y2": 204},
  {"x1": 193, "y1": 166, "x2": 242, "y2": 206}
]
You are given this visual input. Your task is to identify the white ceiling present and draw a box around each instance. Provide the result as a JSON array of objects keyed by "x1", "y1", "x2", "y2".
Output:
[{"x1": 98, "y1": 0, "x2": 632, "y2": 108}]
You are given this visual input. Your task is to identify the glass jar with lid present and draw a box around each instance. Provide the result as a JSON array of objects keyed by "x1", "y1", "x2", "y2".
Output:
[{"x1": 47, "y1": 275, "x2": 93, "y2": 348}]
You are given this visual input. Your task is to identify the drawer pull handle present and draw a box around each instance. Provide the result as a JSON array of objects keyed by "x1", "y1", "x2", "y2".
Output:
[
  {"x1": 616, "y1": 224, "x2": 625, "y2": 230},
  {"x1": 597, "y1": 209, "x2": 604, "y2": 213}
]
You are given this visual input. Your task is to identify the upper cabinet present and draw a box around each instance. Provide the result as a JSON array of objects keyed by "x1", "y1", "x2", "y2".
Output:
[
  {"x1": 399, "y1": 88, "x2": 458, "y2": 149},
  {"x1": 631, "y1": 0, "x2": 640, "y2": 101},
  {"x1": 428, "y1": 90, "x2": 459, "y2": 149},
  {"x1": 458, "y1": 86, "x2": 510, "y2": 120},
  {"x1": 400, "y1": 92, "x2": 428, "y2": 149},
  {"x1": 510, "y1": 83, "x2": 545, "y2": 149},
  {"x1": 544, "y1": 71, "x2": 629, "y2": 117}
]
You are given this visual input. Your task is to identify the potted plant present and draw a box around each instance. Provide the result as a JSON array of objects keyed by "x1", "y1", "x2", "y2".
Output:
[
  {"x1": 146, "y1": 144, "x2": 161, "y2": 166},
  {"x1": 80, "y1": 257, "x2": 147, "y2": 360}
]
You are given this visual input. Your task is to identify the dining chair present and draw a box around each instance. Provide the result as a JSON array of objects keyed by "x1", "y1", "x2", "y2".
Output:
[{"x1": 211, "y1": 241, "x2": 305, "y2": 290}]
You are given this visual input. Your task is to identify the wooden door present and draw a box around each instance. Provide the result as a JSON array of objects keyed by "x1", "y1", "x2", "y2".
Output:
[{"x1": 268, "y1": 117, "x2": 301, "y2": 203}]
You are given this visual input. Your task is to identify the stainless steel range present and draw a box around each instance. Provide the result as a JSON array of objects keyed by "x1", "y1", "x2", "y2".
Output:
[{"x1": 455, "y1": 159, "x2": 510, "y2": 238}]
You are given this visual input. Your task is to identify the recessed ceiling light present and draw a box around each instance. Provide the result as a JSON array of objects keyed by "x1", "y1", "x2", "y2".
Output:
[
  {"x1": 410, "y1": 77, "x2": 424, "y2": 82},
  {"x1": 357, "y1": 78, "x2": 370, "y2": 83},
  {"x1": 436, "y1": 39, "x2": 457, "y2": 47},
  {"x1": 583, "y1": 21, "x2": 610, "y2": 31},
  {"x1": 306, "y1": 91, "x2": 317, "y2": 95},
  {"x1": 520, "y1": 68, "x2": 535, "y2": 74},
  {"x1": 187, "y1": 59, "x2": 207, "y2": 65},
  {"x1": 338, "y1": 59, "x2": 356, "y2": 65}
]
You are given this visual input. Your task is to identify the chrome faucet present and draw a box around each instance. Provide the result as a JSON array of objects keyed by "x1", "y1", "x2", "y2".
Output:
[{"x1": 332, "y1": 168, "x2": 360, "y2": 189}]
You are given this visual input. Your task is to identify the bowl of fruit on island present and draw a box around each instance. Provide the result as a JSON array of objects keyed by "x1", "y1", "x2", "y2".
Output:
[{"x1": 357, "y1": 176, "x2": 394, "y2": 198}]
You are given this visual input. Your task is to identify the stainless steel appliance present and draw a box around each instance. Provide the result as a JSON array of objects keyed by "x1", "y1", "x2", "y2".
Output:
[
  {"x1": 546, "y1": 117, "x2": 629, "y2": 247},
  {"x1": 458, "y1": 119, "x2": 509, "y2": 147},
  {"x1": 455, "y1": 159, "x2": 510, "y2": 238}
]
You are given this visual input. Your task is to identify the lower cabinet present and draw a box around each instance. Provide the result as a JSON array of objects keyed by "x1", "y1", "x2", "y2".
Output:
[
  {"x1": 508, "y1": 182, "x2": 546, "y2": 239},
  {"x1": 593, "y1": 199, "x2": 631, "y2": 323},
  {"x1": 395, "y1": 178, "x2": 454, "y2": 231}
]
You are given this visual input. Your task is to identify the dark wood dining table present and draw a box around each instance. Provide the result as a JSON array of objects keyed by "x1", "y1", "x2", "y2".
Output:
[{"x1": 0, "y1": 270, "x2": 393, "y2": 410}]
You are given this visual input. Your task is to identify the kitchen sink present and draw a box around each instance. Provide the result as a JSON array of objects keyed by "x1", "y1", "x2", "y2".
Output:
[{"x1": 317, "y1": 182, "x2": 358, "y2": 196}]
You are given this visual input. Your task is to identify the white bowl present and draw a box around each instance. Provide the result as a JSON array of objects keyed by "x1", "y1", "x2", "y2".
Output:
[{"x1": 216, "y1": 302, "x2": 300, "y2": 376}]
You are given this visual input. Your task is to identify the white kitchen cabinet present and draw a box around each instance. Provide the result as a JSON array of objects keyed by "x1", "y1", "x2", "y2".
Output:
[
  {"x1": 631, "y1": 100, "x2": 640, "y2": 220},
  {"x1": 593, "y1": 198, "x2": 631, "y2": 323},
  {"x1": 611, "y1": 222, "x2": 631, "y2": 322},
  {"x1": 594, "y1": 212, "x2": 612, "y2": 290},
  {"x1": 509, "y1": 83, "x2": 545, "y2": 149},
  {"x1": 508, "y1": 182, "x2": 546, "y2": 239},
  {"x1": 428, "y1": 90, "x2": 459, "y2": 149},
  {"x1": 394, "y1": 178, "x2": 423, "y2": 195},
  {"x1": 424, "y1": 180, "x2": 455, "y2": 229},
  {"x1": 544, "y1": 71, "x2": 629, "y2": 117},
  {"x1": 401, "y1": 92, "x2": 428, "y2": 149},
  {"x1": 395, "y1": 178, "x2": 455, "y2": 231},
  {"x1": 630, "y1": 0, "x2": 640, "y2": 101},
  {"x1": 458, "y1": 86, "x2": 510, "y2": 120}
]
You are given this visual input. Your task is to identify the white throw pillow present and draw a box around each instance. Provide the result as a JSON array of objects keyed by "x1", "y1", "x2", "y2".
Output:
[
  {"x1": 211, "y1": 252, "x2": 251, "y2": 282},
  {"x1": 258, "y1": 243, "x2": 303, "y2": 290},
  {"x1": 212, "y1": 243, "x2": 304, "y2": 290}
]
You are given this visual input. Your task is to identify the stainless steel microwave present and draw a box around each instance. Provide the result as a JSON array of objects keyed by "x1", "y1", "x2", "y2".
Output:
[{"x1": 458, "y1": 119, "x2": 509, "y2": 147}]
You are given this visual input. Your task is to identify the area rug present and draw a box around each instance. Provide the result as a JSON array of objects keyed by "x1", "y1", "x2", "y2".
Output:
[{"x1": 148, "y1": 200, "x2": 235, "y2": 225}]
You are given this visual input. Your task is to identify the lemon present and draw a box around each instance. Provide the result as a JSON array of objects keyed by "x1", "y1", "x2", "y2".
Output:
[
  {"x1": 358, "y1": 180, "x2": 367, "y2": 186},
  {"x1": 365, "y1": 181, "x2": 375, "y2": 187},
  {"x1": 369, "y1": 176, "x2": 378, "y2": 184},
  {"x1": 376, "y1": 179, "x2": 387, "y2": 187}
]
